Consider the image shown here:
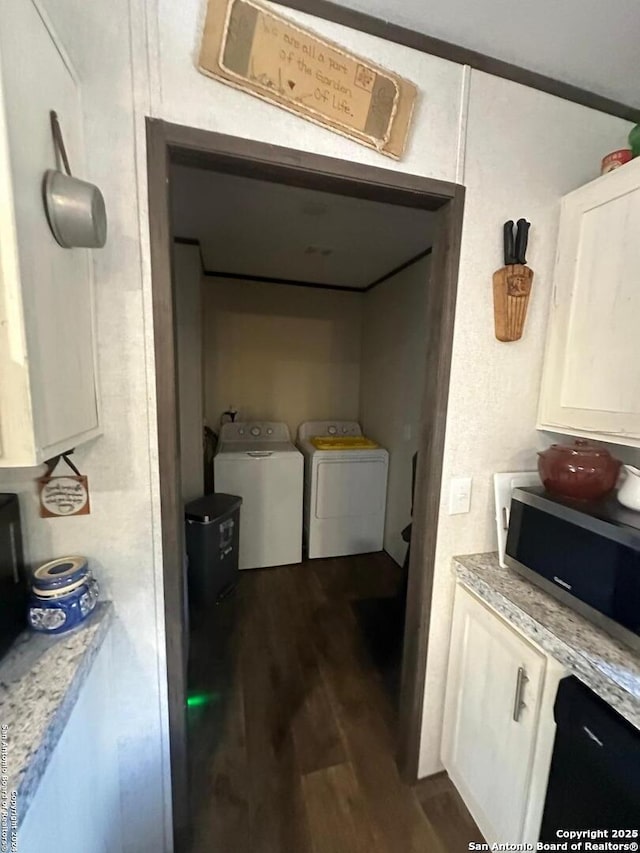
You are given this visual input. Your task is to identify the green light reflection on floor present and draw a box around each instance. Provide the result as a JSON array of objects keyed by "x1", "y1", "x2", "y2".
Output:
[{"x1": 187, "y1": 691, "x2": 221, "y2": 709}]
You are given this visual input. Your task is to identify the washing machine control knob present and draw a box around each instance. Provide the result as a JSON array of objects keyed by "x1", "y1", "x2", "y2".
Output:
[
  {"x1": 328, "y1": 425, "x2": 337, "y2": 435},
  {"x1": 250, "y1": 426, "x2": 261, "y2": 437},
  {"x1": 342, "y1": 427, "x2": 348, "y2": 433},
  {"x1": 238, "y1": 428, "x2": 245, "y2": 435},
  {"x1": 266, "y1": 428, "x2": 273, "y2": 435}
]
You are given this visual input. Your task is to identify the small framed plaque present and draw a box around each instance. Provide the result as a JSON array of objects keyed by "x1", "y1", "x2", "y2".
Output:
[{"x1": 38, "y1": 454, "x2": 91, "y2": 518}]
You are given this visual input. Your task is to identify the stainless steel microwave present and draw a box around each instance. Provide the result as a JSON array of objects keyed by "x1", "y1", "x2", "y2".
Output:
[
  {"x1": 505, "y1": 486, "x2": 640, "y2": 652},
  {"x1": 0, "y1": 494, "x2": 27, "y2": 658}
]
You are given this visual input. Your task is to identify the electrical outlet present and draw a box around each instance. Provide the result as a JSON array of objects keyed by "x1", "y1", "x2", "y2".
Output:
[{"x1": 449, "y1": 477, "x2": 472, "y2": 515}]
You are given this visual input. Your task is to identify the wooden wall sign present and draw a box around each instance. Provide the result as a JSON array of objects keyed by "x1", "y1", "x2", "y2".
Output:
[
  {"x1": 198, "y1": 0, "x2": 418, "y2": 159},
  {"x1": 38, "y1": 453, "x2": 91, "y2": 518}
]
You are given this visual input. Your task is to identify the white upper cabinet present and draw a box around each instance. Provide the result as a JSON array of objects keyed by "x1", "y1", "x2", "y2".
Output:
[
  {"x1": 537, "y1": 158, "x2": 640, "y2": 446},
  {"x1": 0, "y1": 0, "x2": 100, "y2": 467}
]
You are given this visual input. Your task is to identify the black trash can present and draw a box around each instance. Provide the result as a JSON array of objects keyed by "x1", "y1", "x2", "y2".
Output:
[{"x1": 185, "y1": 493, "x2": 242, "y2": 610}]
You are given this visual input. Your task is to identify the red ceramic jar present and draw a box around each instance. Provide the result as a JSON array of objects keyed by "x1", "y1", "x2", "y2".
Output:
[
  {"x1": 538, "y1": 439, "x2": 621, "y2": 501},
  {"x1": 601, "y1": 149, "x2": 633, "y2": 174}
]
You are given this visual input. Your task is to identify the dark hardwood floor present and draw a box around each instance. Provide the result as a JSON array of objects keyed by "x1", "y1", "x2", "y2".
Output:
[{"x1": 186, "y1": 553, "x2": 483, "y2": 852}]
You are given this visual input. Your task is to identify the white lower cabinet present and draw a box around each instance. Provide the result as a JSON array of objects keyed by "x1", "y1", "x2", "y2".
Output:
[
  {"x1": 17, "y1": 635, "x2": 122, "y2": 853},
  {"x1": 442, "y1": 584, "x2": 564, "y2": 845}
]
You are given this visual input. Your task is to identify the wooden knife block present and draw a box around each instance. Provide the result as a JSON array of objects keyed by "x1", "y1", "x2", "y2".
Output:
[{"x1": 492, "y1": 264, "x2": 534, "y2": 342}]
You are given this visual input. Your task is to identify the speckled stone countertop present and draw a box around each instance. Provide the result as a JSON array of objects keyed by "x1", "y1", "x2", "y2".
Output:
[
  {"x1": 0, "y1": 602, "x2": 114, "y2": 825},
  {"x1": 454, "y1": 554, "x2": 640, "y2": 730}
]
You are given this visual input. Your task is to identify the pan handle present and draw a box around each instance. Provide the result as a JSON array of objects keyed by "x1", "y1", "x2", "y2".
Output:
[{"x1": 50, "y1": 111, "x2": 72, "y2": 176}]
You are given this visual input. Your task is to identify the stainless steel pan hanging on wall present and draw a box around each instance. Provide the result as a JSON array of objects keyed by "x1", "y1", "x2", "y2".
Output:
[{"x1": 43, "y1": 110, "x2": 107, "y2": 249}]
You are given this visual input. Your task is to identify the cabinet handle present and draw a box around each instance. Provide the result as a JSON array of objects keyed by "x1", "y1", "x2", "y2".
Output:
[{"x1": 512, "y1": 666, "x2": 529, "y2": 722}]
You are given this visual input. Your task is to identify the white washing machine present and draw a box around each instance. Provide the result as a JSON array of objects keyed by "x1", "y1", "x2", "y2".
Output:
[
  {"x1": 297, "y1": 421, "x2": 389, "y2": 559},
  {"x1": 214, "y1": 422, "x2": 303, "y2": 570}
]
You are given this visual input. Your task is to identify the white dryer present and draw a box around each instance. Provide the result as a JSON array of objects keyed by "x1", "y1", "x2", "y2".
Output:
[
  {"x1": 214, "y1": 422, "x2": 303, "y2": 570},
  {"x1": 297, "y1": 421, "x2": 389, "y2": 559}
]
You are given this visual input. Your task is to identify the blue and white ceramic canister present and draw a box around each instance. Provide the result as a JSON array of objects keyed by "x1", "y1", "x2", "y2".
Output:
[{"x1": 27, "y1": 556, "x2": 99, "y2": 635}]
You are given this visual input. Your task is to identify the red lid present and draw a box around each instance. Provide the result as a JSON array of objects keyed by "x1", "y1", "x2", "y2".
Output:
[{"x1": 540, "y1": 439, "x2": 615, "y2": 459}]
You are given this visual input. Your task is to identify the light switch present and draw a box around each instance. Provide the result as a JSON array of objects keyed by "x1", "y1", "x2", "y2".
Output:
[
  {"x1": 449, "y1": 476, "x2": 472, "y2": 515},
  {"x1": 403, "y1": 424, "x2": 412, "y2": 441}
]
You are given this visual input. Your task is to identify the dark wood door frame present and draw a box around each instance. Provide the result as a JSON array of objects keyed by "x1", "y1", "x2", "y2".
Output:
[{"x1": 146, "y1": 117, "x2": 465, "y2": 848}]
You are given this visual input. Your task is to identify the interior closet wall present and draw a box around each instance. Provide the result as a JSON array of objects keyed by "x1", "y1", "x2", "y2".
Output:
[
  {"x1": 203, "y1": 278, "x2": 363, "y2": 437},
  {"x1": 360, "y1": 255, "x2": 431, "y2": 566},
  {"x1": 173, "y1": 243, "x2": 204, "y2": 503}
]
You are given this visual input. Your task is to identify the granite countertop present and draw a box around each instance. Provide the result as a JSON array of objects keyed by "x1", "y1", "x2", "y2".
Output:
[
  {"x1": 0, "y1": 602, "x2": 114, "y2": 825},
  {"x1": 454, "y1": 553, "x2": 640, "y2": 730}
]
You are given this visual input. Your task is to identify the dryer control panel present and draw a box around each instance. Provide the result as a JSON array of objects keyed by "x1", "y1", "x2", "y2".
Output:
[{"x1": 297, "y1": 421, "x2": 362, "y2": 441}]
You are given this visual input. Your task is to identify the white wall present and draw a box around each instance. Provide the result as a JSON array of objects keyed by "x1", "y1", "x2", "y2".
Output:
[
  {"x1": 5, "y1": 0, "x2": 631, "y2": 847},
  {"x1": 360, "y1": 256, "x2": 431, "y2": 565},
  {"x1": 203, "y1": 278, "x2": 362, "y2": 437},
  {"x1": 174, "y1": 243, "x2": 204, "y2": 503},
  {"x1": 153, "y1": 1, "x2": 466, "y2": 182}
]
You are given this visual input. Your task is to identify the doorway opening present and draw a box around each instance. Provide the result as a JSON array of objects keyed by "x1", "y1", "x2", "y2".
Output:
[{"x1": 147, "y1": 119, "x2": 465, "y2": 850}]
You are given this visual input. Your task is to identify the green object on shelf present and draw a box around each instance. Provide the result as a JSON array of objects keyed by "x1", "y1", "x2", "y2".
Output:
[{"x1": 629, "y1": 124, "x2": 640, "y2": 158}]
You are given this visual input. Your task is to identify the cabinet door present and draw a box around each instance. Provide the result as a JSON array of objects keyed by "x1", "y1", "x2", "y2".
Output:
[
  {"x1": 537, "y1": 159, "x2": 640, "y2": 445},
  {"x1": 17, "y1": 635, "x2": 123, "y2": 852},
  {"x1": 0, "y1": 0, "x2": 100, "y2": 466},
  {"x1": 442, "y1": 585, "x2": 546, "y2": 843}
]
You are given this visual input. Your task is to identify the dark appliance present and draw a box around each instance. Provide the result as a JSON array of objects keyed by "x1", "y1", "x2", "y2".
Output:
[
  {"x1": 506, "y1": 486, "x2": 640, "y2": 651},
  {"x1": 185, "y1": 493, "x2": 242, "y2": 610},
  {"x1": 203, "y1": 426, "x2": 218, "y2": 495},
  {"x1": 0, "y1": 494, "x2": 27, "y2": 657},
  {"x1": 352, "y1": 452, "x2": 417, "y2": 704},
  {"x1": 540, "y1": 676, "x2": 640, "y2": 838}
]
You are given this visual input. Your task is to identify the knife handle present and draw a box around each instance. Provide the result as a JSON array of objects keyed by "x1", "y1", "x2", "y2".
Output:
[
  {"x1": 515, "y1": 219, "x2": 530, "y2": 265},
  {"x1": 503, "y1": 220, "x2": 515, "y2": 266}
]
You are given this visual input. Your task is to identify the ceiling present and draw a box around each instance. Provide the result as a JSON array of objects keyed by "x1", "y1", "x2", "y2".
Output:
[
  {"x1": 327, "y1": 0, "x2": 640, "y2": 110},
  {"x1": 170, "y1": 165, "x2": 437, "y2": 290}
]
